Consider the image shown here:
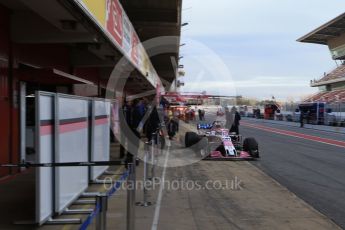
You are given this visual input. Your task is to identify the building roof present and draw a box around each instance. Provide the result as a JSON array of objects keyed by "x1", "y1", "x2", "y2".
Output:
[
  {"x1": 311, "y1": 63, "x2": 345, "y2": 87},
  {"x1": 297, "y1": 12, "x2": 345, "y2": 45},
  {"x1": 121, "y1": 0, "x2": 182, "y2": 84}
]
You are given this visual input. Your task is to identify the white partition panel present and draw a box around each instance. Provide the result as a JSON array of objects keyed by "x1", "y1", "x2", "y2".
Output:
[
  {"x1": 55, "y1": 95, "x2": 89, "y2": 214},
  {"x1": 35, "y1": 92, "x2": 54, "y2": 225},
  {"x1": 90, "y1": 100, "x2": 111, "y2": 181}
]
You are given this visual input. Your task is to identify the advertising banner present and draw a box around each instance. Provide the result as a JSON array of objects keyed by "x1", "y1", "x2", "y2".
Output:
[
  {"x1": 122, "y1": 14, "x2": 132, "y2": 55},
  {"x1": 75, "y1": 0, "x2": 163, "y2": 92},
  {"x1": 106, "y1": 0, "x2": 123, "y2": 47},
  {"x1": 79, "y1": 0, "x2": 106, "y2": 26},
  {"x1": 131, "y1": 31, "x2": 139, "y2": 65}
]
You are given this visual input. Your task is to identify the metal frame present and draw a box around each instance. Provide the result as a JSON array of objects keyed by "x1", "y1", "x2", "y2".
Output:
[
  {"x1": 127, "y1": 163, "x2": 136, "y2": 230},
  {"x1": 136, "y1": 142, "x2": 152, "y2": 207}
]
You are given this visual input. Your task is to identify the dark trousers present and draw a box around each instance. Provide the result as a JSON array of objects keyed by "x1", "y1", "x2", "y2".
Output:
[
  {"x1": 125, "y1": 129, "x2": 140, "y2": 168},
  {"x1": 120, "y1": 132, "x2": 126, "y2": 159},
  {"x1": 300, "y1": 120, "x2": 304, "y2": 128},
  {"x1": 230, "y1": 125, "x2": 239, "y2": 135}
]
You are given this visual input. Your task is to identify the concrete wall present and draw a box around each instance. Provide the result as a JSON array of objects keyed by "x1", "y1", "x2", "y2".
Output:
[{"x1": 328, "y1": 32, "x2": 345, "y2": 50}]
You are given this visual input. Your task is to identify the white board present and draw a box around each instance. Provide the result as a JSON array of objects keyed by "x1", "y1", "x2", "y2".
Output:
[
  {"x1": 90, "y1": 100, "x2": 111, "y2": 181},
  {"x1": 35, "y1": 92, "x2": 54, "y2": 225},
  {"x1": 55, "y1": 95, "x2": 89, "y2": 214}
]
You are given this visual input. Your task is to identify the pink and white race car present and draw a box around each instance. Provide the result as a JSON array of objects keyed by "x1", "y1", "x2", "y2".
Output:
[{"x1": 185, "y1": 121, "x2": 259, "y2": 160}]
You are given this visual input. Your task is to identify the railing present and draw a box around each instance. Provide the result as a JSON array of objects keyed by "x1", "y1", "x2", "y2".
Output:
[
  {"x1": 310, "y1": 63, "x2": 345, "y2": 86},
  {"x1": 79, "y1": 167, "x2": 132, "y2": 230},
  {"x1": 79, "y1": 129, "x2": 165, "y2": 230}
]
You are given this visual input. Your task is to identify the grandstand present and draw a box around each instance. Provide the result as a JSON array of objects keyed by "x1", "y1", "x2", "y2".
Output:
[
  {"x1": 298, "y1": 13, "x2": 345, "y2": 105},
  {"x1": 305, "y1": 87, "x2": 345, "y2": 103}
]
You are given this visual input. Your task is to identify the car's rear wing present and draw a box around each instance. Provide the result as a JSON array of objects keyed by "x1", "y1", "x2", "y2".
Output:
[{"x1": 197, "y1": 123, "x2": 213, "y2": 130}]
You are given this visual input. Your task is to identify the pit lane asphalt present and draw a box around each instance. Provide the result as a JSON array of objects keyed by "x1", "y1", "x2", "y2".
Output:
[
  {"x1": 237, "y1": 117, "x2": 345, "y2": 228},
  {"x1": 138, "y1": 113, "x2": 340, "y2": 230}
]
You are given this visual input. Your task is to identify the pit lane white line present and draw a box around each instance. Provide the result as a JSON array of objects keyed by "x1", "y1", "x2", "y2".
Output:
[
  {"x1": 151, "y1": 142, "x2": 170, "y2": 230},
  {"x1": 242, "y1": 122, "x2": 345, "y2": 149}
]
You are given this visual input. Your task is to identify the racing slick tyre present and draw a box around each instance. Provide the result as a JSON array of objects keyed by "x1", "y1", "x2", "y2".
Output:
[
  {"x1": 243, "y1": 137, "x2": 259, "y2": 158},
  {"x1": 185, "y1": 132, "x2": 200, "y2": 148},
  {"x1": 195, "y1": 137, "x2": 209, "y2": 158}
]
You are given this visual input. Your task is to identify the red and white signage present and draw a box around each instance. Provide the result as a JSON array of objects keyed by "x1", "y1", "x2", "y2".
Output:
[
  {"x1": 106, "y1": 0, "x2": 123, "y2": 47},
  {"x1": 101, "y1": 0, "x2": 163, "y2": 91},
  {"x1": 131, "y1": 32, "x2": 139, "y2": 65},
  {"x1": 122, "y1": 14, "x2": 132, "y2": 55}
]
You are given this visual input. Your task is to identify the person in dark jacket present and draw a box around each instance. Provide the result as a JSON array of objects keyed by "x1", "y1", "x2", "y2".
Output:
[
  {"x1": 229, "y1": 107, "x2": 241, "y2": 135},
  {"x1": 145, "y1": 106, "x2": 161, "y2": 143},
  {"x1": 120, "y1": 100, "x2": 133, "y2": 159},
  {"x1": 201, "y1": 109, "x2": 205, "y2": 120},
  {"x1": 198, "y1": 109, "x2": 202, "y2": 121},
  {"x1": 300, "y1": 111, "x2": 304, "y2": 128},
  {"x1": 167, "y1": 116, "x2": 178, "y2": 140},
  {"x1": 131, "y1": 99, "x2": 143, "y2": 133},
  {"x1": 125, "y1": 99, "x2": 143, "y2": 167}
]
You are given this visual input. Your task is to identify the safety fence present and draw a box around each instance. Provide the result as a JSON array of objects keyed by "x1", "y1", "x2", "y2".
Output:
[
  {"x1": 34, "y1": 91, "x2": 113, "y2": 224},
  {"x1": 0, "y1": 91, "x2": 165, "y2": 230},
  {"x1": 79, "y1": 169, "x2": 130, "y2": 230},
  {"x1": 57, "y1": 117, "x2": 162, "y2": 230},
  {"x1": 136, "y1": 134, "x2": 160, "y2": 208}
]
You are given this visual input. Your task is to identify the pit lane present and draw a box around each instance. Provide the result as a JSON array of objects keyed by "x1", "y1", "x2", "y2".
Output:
[
  {"x1": 127, "y1": 111, "x2": 341, "y2": 230},
  {"x1": 221, "y1": 114, "x2": 345, "y2": 228}
]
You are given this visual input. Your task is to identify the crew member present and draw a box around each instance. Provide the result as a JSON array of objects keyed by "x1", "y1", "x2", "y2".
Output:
[
  {"x1": 198, "y1": 109, "x2": 203, "y2": 121},
  {"x1": 167, "y1": 116, "x2": 178, "y2": 140},
  {"x1": 229, "y1": 107, "x2": 241, "y2": 135},
  {"x1": 300, "y1": 111, "x2": 304, "y2": 128},
  {"x1": 120, "y1": 100, "x2": 132, "y2": 159}
]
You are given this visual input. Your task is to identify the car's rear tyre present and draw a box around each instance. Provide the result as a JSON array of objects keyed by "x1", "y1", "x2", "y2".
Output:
[
  {"x1": 243, "y1": 137, "x2": 259, "y2": 158},
  {"x1": 185, "y1": 132, "x2": 200, "y2": 147}
]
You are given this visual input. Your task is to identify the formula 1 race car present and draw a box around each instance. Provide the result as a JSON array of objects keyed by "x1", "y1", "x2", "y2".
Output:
[{"x1": 185, "y1": 121, "x2": 259, "y2": 161}]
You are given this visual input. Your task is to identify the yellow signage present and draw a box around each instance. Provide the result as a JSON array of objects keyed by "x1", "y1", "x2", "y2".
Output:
[
  {"x1": 81, "y1": 0, "x2": 106, "y2": 26},
  {"x1": 76, "y1": 0, "x2": 163, "y2": 92}
]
